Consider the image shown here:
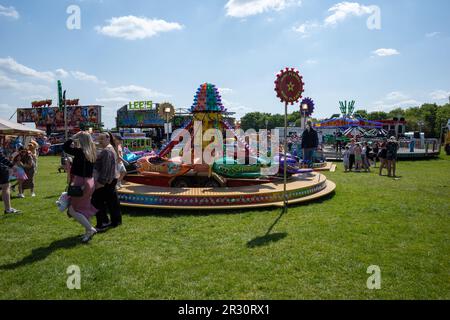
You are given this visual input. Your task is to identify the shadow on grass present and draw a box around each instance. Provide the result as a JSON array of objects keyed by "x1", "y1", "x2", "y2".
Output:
[
  {"x1": 244, "y1": 191, "x2": 337, "y2": 248},
  {"x1": 304, "y1": 190, "x2": 336, "y2": 205},
  {"x1": 0, "y1": 235, "x2": 82, "y2": 270},
  {"x1": 43, "y1": 195, "x2": 61, "y2": 199},
  {"x1": 247, "y1": 207, "x2": 288, "y2": 248},
  {"x1": 121, "y1": 205, "x2": 274, "y2": 218},
  {"x1": 247, "y1": 232, "x2": 287, "y2": 248}
]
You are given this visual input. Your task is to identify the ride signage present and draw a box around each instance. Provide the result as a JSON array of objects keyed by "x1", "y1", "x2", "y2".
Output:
[
  {"x1": 274, "y1": 68, "x2": 304, "y2": 105},
  {"x1": 128, "y1": 101, "x2": 153, "y2": 110},
  {"x1": 274, "y1": 67, "x2": 306, "y2": 211}
]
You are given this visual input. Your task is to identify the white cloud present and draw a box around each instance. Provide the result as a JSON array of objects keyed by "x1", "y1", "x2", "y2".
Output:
[
  {"x1": 293, "y1": 2, "x2": 378, "y2": 38},
  {"x1": 385, "y1": 99, "x2": 421, "y2": 110},
  {"x1": 372, "y1": 48, "x2": 400, "y2": 57},
  {"x1": 386, "y1": 91, "x2": 408, "y2": 101},
  {"x1": 0, "y1": 5, "x2": 19, "y2": 19},
  {"x1": 305, "y1": 59, "x2": 318, "y2": 65},
  {"x1": 324, "y1": 2, "x2": 375, "y2": 27},
  {"x1": 372, "y1": 99, "x2": 421, "y2": 112},
  {"x1": 96, "y1": 97, "x2": 130, "y2": 103},
  {"x1": 95, "y1": 16, "x2": 184, "y2": 40},
  {"x1": 105, "y1": 85, "x2": 169, "y2": 99},
  {"x1": 20, "y1": 95, "x2": 46, "y2": 101},
  {"x1": 0, "y1": 57, "x2": 54, "y2": 82},
  {"x1": 55, "y1": 68, "x2": 69, "y2": 78},
  {"x1": 370, "y1": 91, "x2": 421, "y2": 111},
  {"x1": 71, "y1": 71, "x2": 104, "y2": 84},
  {"x1": 0, "y1": 73, "x2": 20, "y2": 90},
  {"x1": 221, "y1": 97, "x2": 254, "y2": 119},
  {"x1": 218, "y1": 88, "x2": 234, "y2": 95},
  {"x1": 426, "y1": 32, "x2": 440, "y2": 38},
  {"x1": 225, "y1": 0, "x2": 301, "y2": 18},
  {"x1": 292, "y1": 21, "x2": 320, "y2": 38},
  {"x1": 0, "y1": 103, "x2": 16, "y2": 120},
  {"x1": 0, "y1": 73, "x2": 51, "y2": 94},
  {"x1": 430, "y1": 90, "x2": 450, "y2": 100}
]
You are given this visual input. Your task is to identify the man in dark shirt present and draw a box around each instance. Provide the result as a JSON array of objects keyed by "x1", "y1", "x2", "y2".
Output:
[
  {"x1": 91, "y1": 133, "x2": 121, "y2": 230},
  {"x1": 301, "y1": 120, "x2": 319, "y2": 162},
  {"x1": 386, "y1": 137, "x2": 399, "y2": 177},
  {"x1": 0, "y1": 151, "x2": 21, "y2": 214}
]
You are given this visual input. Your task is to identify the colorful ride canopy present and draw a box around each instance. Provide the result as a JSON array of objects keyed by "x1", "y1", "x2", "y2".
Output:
[
  {"x1": 190, "y1": 83, "x2": 226, "y2": 113},
  {"x1": 315, "y1": 117, "x2": 383, "y2": 129}
]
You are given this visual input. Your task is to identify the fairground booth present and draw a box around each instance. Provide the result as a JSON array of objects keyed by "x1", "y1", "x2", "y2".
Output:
[
  {"x1": 116, "y1": 101, "x2": 169, "y2": 151},
  {"x1": 17, "y1": 99, "x2": 103, "y2": 136},
  {"x1": 16, "y1": 99, "x2": 103, "y2": 154},
  {"x1": 0, "y1": 117, "x2": 45, "y2": 155}
]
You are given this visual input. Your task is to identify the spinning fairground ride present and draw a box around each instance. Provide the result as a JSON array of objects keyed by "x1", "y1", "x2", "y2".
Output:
[{"x1": 118, "y1": 82, "x2": 336, "y2": 210}]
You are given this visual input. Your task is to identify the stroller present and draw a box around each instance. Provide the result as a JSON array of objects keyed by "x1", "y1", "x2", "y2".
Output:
[{"x1": 58, "y1": 153, "x2": 73, "y2": 173}]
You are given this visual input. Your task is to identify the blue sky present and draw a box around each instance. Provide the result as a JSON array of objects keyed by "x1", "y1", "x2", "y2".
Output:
[{"x1": 0, "y1": 0, "x2": 449, "y2": 128}]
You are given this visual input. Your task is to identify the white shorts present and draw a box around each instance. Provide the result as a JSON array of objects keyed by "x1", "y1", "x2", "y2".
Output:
[{"x1": 117, "y1": 162, "x2": 127, "y2": 174}]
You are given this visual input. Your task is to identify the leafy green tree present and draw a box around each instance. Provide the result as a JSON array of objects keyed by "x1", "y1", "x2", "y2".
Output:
[
  {"x1": 354, "y1": 110, "x2": 368, "y2": 119},
  {"x1": 367, "y1": 111, "x2": 388, "y2": 121},
  {"x1": 238, "y1": 103, "x2": 450, "y2": 137},
  {"x1": 436, "y1": 103, "x2": 450, "y2": 137},
  {"x1": 387, "y1": 108, "x2": 406, "y2": 119},
  {"x1": 420, "y1": 104, "x2": 438, "y2": 137}
]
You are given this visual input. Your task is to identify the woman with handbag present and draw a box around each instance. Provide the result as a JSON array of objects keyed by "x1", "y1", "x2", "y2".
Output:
[{"x1": 63, "y1": 131, "x2": 98, "y2": 243}]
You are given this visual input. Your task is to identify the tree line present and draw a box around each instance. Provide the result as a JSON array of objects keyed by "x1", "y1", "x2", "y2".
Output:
[{"x1": 239, "y1": 103, "x2": 450, "y2": 138}]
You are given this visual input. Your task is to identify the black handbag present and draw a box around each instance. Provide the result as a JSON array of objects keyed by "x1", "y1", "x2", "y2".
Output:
[
  {"x1": 67, "y1": 184, "x2": 84, "y2": 197},
  {"x1": 67, "y1": 153, "x2": 86, "y2": 197}
]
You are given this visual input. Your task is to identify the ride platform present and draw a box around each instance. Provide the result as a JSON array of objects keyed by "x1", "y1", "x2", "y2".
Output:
[
  {"x1": 118, "y1": 172, "x2": 336, "y2": 210},
  {"x1": 312, "y1": 162, "x2": 336, "y2": 172}
]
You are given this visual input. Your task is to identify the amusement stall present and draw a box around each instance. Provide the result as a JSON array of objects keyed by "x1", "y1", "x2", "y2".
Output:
[
  {"x1": 17, "y1": 99, "x2": 102, "y2": 135},
  {"x1": 0, "y1": 117, "x2": 45, "y2": 155},
  {"x1": 16, "y1": 99, "x2": 103, "y2": 155},
  {"x1": 116, "y1": 101, "x2": 166, "y2": 151}
]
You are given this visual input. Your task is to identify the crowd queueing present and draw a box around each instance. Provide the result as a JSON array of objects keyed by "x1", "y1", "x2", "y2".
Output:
[
  {"x1": 342, "y1": 136, "x2": 400, "y2": 177},
  {"x1": 0, "y1": 131, "x2": 127, "y2": 243}
]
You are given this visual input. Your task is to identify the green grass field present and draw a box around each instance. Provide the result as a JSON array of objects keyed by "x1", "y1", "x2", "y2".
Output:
[{"x1": 0, "y1": 155, "x2": 449, "y2": 299}]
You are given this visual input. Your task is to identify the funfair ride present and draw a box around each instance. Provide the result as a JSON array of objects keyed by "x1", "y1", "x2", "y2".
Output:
[{"x1": 118, "y1": 83, "x2": 336, "y2": 210}]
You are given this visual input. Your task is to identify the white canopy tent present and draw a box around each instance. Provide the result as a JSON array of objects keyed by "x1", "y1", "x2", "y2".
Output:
[{"x1": 0, "y1": 118, "x2": 45, "y2": 136}]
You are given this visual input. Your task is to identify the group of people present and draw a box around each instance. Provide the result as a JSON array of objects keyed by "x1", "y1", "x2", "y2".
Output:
[
  {"x1": 63, "y1": 131, "x2": 127, "y2": 243},
  {"x1": 342, "y1": 137, "x2": 400, "y2": 177},
  {"x1": 0, "y1": 140, "x2": 39, "y2": 214},
  {"x1": 1, "y1": 131, "x2": 128, "y2": 243}
]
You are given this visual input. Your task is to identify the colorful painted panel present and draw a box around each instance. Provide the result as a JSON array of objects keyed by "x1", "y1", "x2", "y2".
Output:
[{"x1": 17, "y1": 106, "x2": 101, "y2": 132}]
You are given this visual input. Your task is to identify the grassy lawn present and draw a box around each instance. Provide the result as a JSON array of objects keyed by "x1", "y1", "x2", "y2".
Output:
[{"x1": 0, "y1": 154, "x2": 449, "y2": 300}]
